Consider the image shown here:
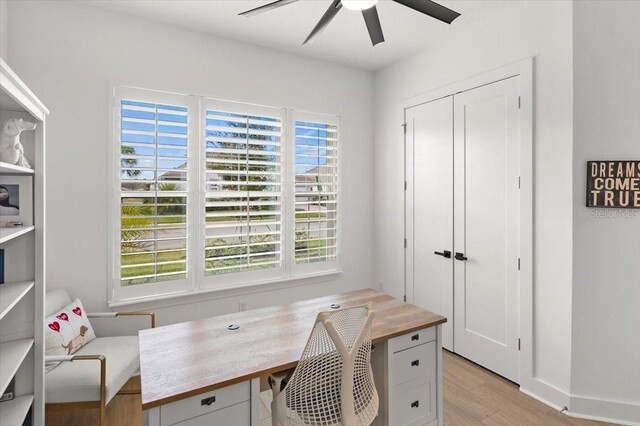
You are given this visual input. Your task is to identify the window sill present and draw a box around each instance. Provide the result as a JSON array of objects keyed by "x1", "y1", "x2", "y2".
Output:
[{"x1": 107, "y1": 269, "x2": 343, "y2": 310}]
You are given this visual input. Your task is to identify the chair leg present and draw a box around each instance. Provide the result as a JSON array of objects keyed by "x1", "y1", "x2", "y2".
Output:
[
  {"x1": 99, "y1": 403, "x2": 106, "y2": 426},
  {"x1": 72, "y1": 355, "x2": 107, "y2": 426},
  {"x1": 99, "y1": 357, "x2": 106, "y2": 426}
]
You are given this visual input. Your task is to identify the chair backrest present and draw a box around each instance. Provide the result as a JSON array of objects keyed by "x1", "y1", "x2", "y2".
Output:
[
  {"x1": 273, "y1": 303, "x2": 379, "y2": 426},
  {"x1": 45, "y1": 289, "x2": 72, "y2": 317}
]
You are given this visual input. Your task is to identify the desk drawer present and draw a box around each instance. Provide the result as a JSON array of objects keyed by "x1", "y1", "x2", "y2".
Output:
[
  {"x1": 389, "y1": 375, "x2": 436, "y2": 426},
  {"x1": 390, "y1": 341, "x2": 436, "y2": 387},
  {"x1": 172, "y1": 401, "x2": 250, "y2": 426},
  {"x1": 160, "y1": 381, "x2": 250, "y2": 426},
  {"x1": 388, "y1": 327, "x2": 436, "y2": 354}
]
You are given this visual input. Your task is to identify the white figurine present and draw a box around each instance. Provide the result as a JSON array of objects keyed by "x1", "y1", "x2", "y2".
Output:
[{"x1": 0, "y1": 118, "x2": 36, "y2": 168}]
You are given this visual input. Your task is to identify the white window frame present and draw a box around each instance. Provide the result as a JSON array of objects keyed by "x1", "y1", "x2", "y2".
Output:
[
  {"x1": 110, "y1": 86, "x2": 198, "y2": 303},
  {"x1": 109, "y1": 86, "x2": 341, "y2": 304},
  {"x1": 199, "y1": 98, "x2": 287, "y2": 289},
  {"x1": 289, "y1": 110, "x2": 341, "y2": 277}
]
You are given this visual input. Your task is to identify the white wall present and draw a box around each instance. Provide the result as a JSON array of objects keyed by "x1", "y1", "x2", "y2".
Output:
[
  {"x1": 7, "y1": 1, "x2": 375, "y2": 334},
  {"x1": 0, "y1": 0, "x2": 8, "y2": 61},
  {"x1": 571, "y1": 1, "x2": 640, "y2": 423},
  {"x1": 373, "y1": 0, "x2": 574, "y2": 400},
  {"x1": 7, "y1": 0, "x2": 638, "y2": 421}
]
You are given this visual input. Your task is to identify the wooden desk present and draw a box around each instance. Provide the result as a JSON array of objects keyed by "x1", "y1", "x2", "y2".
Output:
[{"x1": 140, "y1": 289, "x2": 446, "y2": 426}]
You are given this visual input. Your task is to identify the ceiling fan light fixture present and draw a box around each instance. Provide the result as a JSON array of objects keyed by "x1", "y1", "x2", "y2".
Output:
[
  {"x1": 239, "y1": 0, "x2": 461, "y2": 46},
  {"x1": 341, "y1": 0, "x2": 378, "y2": 11}
]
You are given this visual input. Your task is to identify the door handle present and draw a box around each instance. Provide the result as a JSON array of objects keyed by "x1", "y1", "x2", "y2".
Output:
[
  {"x1": 455, "y1": 252, "x2": 468, "y2": 261},
  {"x1": 434, "y1": 250, "x2": 452, "y2": 258},
  {"x1": 411, "y1": 360, "x2": 420, "y2": 367},
  {"x1": 411, "y1": 400, "x2": 420, "y2": 408}
]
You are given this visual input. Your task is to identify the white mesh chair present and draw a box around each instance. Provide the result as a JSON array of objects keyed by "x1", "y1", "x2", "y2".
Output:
[{"x1": 271, "y1": 303, "x2": 379, "y2": 426}]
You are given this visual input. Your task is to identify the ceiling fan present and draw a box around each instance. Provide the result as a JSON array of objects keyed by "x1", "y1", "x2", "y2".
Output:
[{"x1": 239, "y1": 0, "x2": 461, "y2": 46}]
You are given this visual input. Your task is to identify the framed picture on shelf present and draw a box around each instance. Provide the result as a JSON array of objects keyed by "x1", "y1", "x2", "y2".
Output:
[{"x1": 0, "y1": 175, "x2": 33, "y2": 227}]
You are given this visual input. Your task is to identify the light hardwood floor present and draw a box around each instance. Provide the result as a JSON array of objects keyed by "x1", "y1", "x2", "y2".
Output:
[
  {"x1": 440, "y1": 351, "x2": 613, "y2": 426},
  {"x1": 45, "y1": 351, "x2": 614, "y2": 426}
]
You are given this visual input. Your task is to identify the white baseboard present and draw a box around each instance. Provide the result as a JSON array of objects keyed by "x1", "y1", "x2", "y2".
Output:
[
  {"x1": 520, "y1": 387, "x2": 566, "y2": 412},
  {"x1": 568, "y1": 394, "x2": 640, "y2": 426},
  {"x1": 520, "y1": 377, "x2": 570, "y2": 411},
  {"x1": 520, "y1": 378, "x2": 640, "y2": 426}
]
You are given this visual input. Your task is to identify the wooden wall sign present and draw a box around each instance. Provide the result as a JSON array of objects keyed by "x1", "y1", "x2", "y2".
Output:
[{"x1": 587, "y1": 161, "x2": 640, "y2": 208}]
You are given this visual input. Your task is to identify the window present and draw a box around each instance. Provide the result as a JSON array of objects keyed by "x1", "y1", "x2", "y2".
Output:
[
  {"x1": 113, "y1": 87, "x2": 195, "y2": 302},
  {"x1": 203, "y1": 100, "x2": 284, "y2": 283},
  {"x1": 292, "y1": 112, "x2": 339, "y2": 274},
  {"x1": 111, "y1": 88, "x2": 339, "y2": 303}
]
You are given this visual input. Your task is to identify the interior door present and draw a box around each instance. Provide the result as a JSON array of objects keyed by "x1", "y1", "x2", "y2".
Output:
[
  {"x1": 453, "y1": 77, "x2": 521, "y2": 383},
  {"x1": 406, "y1": 96, "x2": 454, "y2": 350}
]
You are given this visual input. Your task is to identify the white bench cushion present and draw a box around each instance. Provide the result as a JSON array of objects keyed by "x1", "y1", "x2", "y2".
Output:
[{"x1": 45, "y1": 336, "x2": 139, "y2": 404}]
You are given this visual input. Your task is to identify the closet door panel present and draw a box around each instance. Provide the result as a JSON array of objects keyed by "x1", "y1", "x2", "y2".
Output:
[
  {"x1": 453, "y1": 77, "x2": 521, "y2": 383},
  {"x1": 406, "y1": 96, "x2": 454, "y2": 351}
]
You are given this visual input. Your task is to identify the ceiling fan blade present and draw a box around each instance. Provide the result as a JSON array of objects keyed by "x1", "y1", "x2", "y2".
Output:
[
  {"x1": 303, "y1": 0, "x2": 342, "y2": 45},
  {"x1": 239, "y1": 0, "x2": 299, "y2": 17},
  {"x1": 362, "y1": 6, "x2": 385, "y2": 46},
  {"x1": 392, "y1": 0, "x2": 460, "y2": 24}
]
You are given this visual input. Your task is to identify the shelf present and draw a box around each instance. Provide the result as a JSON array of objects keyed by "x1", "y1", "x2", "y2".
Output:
[
  {"x1": 0, "y1": 339, "x2": 34, "y2": 396},
  {"x1": 0, "y1": 281, "x2": 35, "y2": 321},
  {"x1": 0, "y1": 56, "x2": 47, "y2": 426},
  {"x1": 0, "y1": 59, "x2": 49, "y2": 120},
  {"x1": 0, "y1": 162, "x2": 34, "y2": 175},
  {"x1": 0, "y1": 394, "x2": 33, "y2": 426},
  {"x1": 0, "y1": 227, "x2": 35, "y2": 244}
]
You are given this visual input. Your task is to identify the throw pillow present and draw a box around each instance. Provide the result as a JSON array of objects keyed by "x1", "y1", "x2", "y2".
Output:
[{"x1": 45, "y1": 298, "x2": 96, "y2": 356}]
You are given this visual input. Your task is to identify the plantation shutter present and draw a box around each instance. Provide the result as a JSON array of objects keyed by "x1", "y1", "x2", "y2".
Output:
[
  {"x1": 116, "y1": 88, "x2": 192, "y2": 294},
  {"x1": 112, "y1": 87, "x2": 342, "y2": 302},
  {"x1": 292, "y1": 112, "x2": 339, "y2": 271},
  {"x1": 203, "y1": 99, "x2": 284, "y2": 280}
]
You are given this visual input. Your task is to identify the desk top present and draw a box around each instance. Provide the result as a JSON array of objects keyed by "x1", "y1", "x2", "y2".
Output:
[{"x1": 139, "y1": 288, "x2": 446, "y2": 409}]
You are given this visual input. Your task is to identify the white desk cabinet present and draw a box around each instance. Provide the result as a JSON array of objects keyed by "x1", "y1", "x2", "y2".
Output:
[
  {"x1": 141, "y1": 290, "x2": 446, "y2": 426},
  {"x1": 147, "y1": 379, "x2": 259, "y2": 426},
  {"x1": 147, "y1": 327, "x2": 442, "y2": 426},
  {"x1": 159, "y1": 381, "x2": 250, "y2": 426},
  {"x1": 170, "y1": 401, "x2": 251, "y2": 425},
  {"x1": 372, "y1": 326, "x2": 443, "y2": 426}
]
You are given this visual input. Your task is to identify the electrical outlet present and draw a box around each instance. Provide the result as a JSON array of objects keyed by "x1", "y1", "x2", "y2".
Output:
[{"x1": 238, "y1": 302, "x2": 247, "y2": 312}]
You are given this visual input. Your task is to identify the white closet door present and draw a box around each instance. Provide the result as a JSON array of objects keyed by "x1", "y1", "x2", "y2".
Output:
[
  {"x1": 406, "y1": 96, "x2": 454, "y2": 350},
  {"x1": 453, "y1": 77, "x2": 521, "y2": 383}
]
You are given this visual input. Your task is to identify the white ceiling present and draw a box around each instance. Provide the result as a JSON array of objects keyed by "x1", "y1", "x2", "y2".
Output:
[{"x1": 79, "y1": 0, "x2": 513, "y2": 71}]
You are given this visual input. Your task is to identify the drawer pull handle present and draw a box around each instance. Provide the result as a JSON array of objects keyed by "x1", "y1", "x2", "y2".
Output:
[
  {"x1": 411, "y1": 334, "x2": 419, "y2": 341},
  {"x1": 411, "y1": 400, "x2": 420, "y2": 408},
  {"x1": 411, "y1": 360, "x2": 420, "y2": 367},
  {"x1": 201, "y1": 396, "x2": 216, "y2": 406}
]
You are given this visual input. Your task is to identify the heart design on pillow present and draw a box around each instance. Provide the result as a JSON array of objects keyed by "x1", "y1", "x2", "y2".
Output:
[{"x1": 45, "y1": 298, "x2": 95, "y2": 358}]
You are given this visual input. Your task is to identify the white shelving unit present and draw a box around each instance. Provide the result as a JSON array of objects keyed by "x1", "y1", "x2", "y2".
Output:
[
  {"x1": 0, "y1": 394, "x2": 34, "y2": 426},
  {"x1": 0, "y1": 162, "x2": 35, "y2": 175},
  {"x1": 0, "y1": 339, "x2": 35, "y2": 392},
  {"x1": 0, "y1": 227, "x2": 35, "y2": 245},
  {"x1": 0, "y1": 58, "x2": 48, "y2": 426},
  {"x1": 0, "y1": 281, "x2": 35, "y2": 320}
]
